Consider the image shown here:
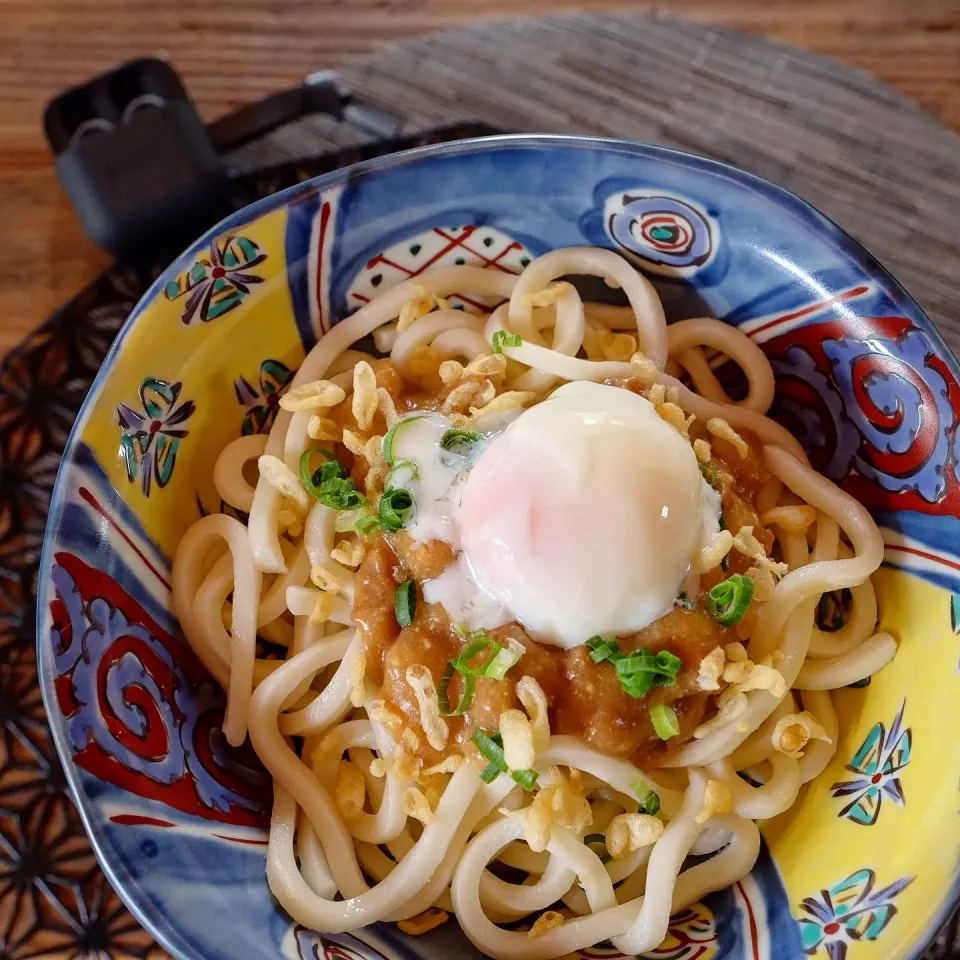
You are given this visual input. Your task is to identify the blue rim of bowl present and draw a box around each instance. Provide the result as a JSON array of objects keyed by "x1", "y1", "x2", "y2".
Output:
[{"x1": 36, "y1": 132, "x2": 960, "y2": 960}]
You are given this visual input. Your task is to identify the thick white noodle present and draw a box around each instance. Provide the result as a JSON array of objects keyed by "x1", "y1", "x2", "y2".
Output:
[
  {"x1": 795, "y1": 633, "x2": 897, "y2": 689},
  {"x1": 511, "y1": 283, "x2": 586, "y2": 392},
  {"x1": 797, "y1": 690, "x2": 839, "y2": 782},
  {"x1": 728, "y1": 694, "x2": 797, "y2": 770},
  {"x1": 710, "y1": 756, "x2": 801, "y2": 820},
  {"x1": 507, "y1": 248, "x2": 668, "y2": 368},
  {"x1": 667, "y1": 318, "x2": 776, "y2": 413},
  {"x1": 259, "y1": 546, "x2": 310, "y2": 626},
  {"x1": 214, "y1": 434, "x2": 268, "y2": 512},
  {"x1": 752, "y1": 448, "x2": 885, "y2": 656},
  {"x1": 390, "y1": 310, "x2": 486, "y2": 368},
  {"x1": 807, "y1": 544, "x2": 879, "y2": 659},
  {"x1": 308, "y1": 719, "x2": 408, "y2": 846},
  {"x1": 172, "y1": 514, "x2": 261, "y2": 745},
  {"x1": 538, "y1": 737, "x2": 682, "y2": 817},
  {"x1": 279, "y1": 632, "x2": 361, "y2": 735}
]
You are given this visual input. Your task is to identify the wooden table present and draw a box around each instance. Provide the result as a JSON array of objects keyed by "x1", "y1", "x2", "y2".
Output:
[{"x1": 2, "y1": 0, "x2": 959, "y2": 356}]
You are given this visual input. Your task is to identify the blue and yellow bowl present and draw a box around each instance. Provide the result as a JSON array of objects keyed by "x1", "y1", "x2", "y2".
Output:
[{"x1": 37, "y1": 135, "x2": 960, "y2": 960}]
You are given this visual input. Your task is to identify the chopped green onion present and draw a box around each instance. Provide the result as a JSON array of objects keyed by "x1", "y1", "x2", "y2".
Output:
[
  {"x1": 491, "y1": 330, "x2": 522, "y2": 354},
  {"x1": 707, "y1": 573, "x2": 755, "y2": 626},
  {"x1": 299, "y1": 447, "x2": 345, "y2": 491},
  {"x1": 382, "y1": 415, "x2": 426, "y2": 466},
  {"x1": 299, "y1": 449, "x2": 367, "y2": 510},
  {"x1": 482, "y1": 639, "x2": 525, "y2": 680},
  {"x1": 319, "y1": 477, "x2": 368, "y2": 511},
  {"x1": 439, "y1": 428, "x2": 482, "y2": 459},
  {"x1": 700, "y1": 462, "x2": 719, "y2": 488},
  {"x1": 378, "y1": 488, "x2": 415, "y2": 532},
  {"x1": 586, "y1": 637, "x2": 681, "y2": 699},
  {"x1": 586, "y1": 635, "x2": 620, "y2": 664},
  {"x1": 438, "y1": 638, "x2": 494, "y2": 716},
  {"x1": 479, "y1": 761, "x2": 501, "y2": 784},
  {"x1": 457, "y1": 637, "x2": 497, "y2": 672},
  {"x1": 385, "y1": 459, "x2": 419, "y2": 491},
  {"x1": 631, "y1": 780, "x2": 661, "y2": 816},
  {"x1": 471, "y1": 731, "x2": 538, "y2": 791},
  {"x1": 355, "y1": 512, "x2": 382, "y2": 535},
  {"x1": 616, "y1": 651, "x2": 680, "y2": 699},
  {"x1": 454, "y1": 624, "x2": 490, "y2": 641},
  {"x1": 437, "y1": 661, "x2": 477, "y2": 716},
  {"x1": 510, "y1": 768, "x2": 539, "y2": 791},
  {"x1": 395, "y1": 580, "x2": 416, "y2": 627},
  {"x1": 675, "y1": 593, "x2": 696, "y2": 611},
  {"x1": 439, "y1": 635, "x2": 523, "y2": 716},
  {"x1": 650, "y1": 704, "x2": 680, "y2": 740},
  {"x1": 473, "y1": 730, "x2": 508, "y2": 772}
]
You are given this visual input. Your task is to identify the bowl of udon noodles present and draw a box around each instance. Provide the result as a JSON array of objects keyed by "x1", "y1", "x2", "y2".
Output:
[{"x1": 38, "y1": 135, "x2": 960, "y2": 960}]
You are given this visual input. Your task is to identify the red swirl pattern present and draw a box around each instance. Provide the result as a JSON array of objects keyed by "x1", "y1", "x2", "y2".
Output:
[
  {"x1": 850, "y1": 353, "x2": 939, "y2": 478},
  {"x1": 51, "y1": 552, "x2": 269, "y2": 826}
]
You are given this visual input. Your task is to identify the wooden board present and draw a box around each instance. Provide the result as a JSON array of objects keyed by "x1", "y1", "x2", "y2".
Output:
[{"x1": 2, "y1": 2, "x2": 960, "y2": 353}]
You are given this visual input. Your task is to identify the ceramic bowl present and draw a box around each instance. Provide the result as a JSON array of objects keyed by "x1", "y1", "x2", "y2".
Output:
[{"x1": 38, "y1": 135, "x2": 960, "y2": 960}]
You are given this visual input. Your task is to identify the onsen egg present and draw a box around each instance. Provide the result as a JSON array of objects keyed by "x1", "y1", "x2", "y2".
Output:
[{"x1": 458, "y1": 380, "x2": 712, "y2": 648}]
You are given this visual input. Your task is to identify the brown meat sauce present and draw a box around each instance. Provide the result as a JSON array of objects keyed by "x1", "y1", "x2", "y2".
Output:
[
  {"x1": 356, "y1": 547, "x2": 741, "y2": 762},
  {"x1": 350, "y1": 366, "x2": 774, "y2": 764}
]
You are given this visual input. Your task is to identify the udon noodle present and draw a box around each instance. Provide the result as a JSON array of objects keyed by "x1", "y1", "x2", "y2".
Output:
[{"x1": 171, "y1": 248, "x2": 892, "y2": 959}]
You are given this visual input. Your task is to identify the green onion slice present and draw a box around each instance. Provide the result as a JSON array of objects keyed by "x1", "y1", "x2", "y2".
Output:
[
  {"x1": 382, "y1": 415, "x2": 427, "y2": 466},
  {"x1": 299, "y1": 449, "x2": 368, "y2": 510},
  {"x1": 700, "y1": 462, "x2": 719, "y2": 488},
  {"x1": 471, "y1": 731, "x2": 538, "y2": 791},
  {"x1": 482, "y1": 639, "x2": 525, "y2": 680},
  {"x1": 438, "y1": 634, "x2": 524, "y2": 717},
  {"x1": 385, "y1": 459, "x2": 419, "y2": 491},
  {"x1": 479, "y1": 761, "x2": 501, "y2": 784},
  {"x1": 510, "y1": 768, "x2": 539, "y2": 791},
  {"x1": 320, "y1": 478, "x2": 368, "y2": 511},
  {"x1": 650, "y1": 704, "x2": 680, "y2": 740},
  {"x1": 675, "y1": 593, "x2": 696, "y2": 611},
  {"x1": 437, "y1": 661, "x2": 477, "y2": 717},
  {"x1": 439, "y1": 428, "x2": 482, "y2": 459},
  {"x1": 395, "y1": 580, "x2": 416, "y2": 627},
  {"x1": 377, "y1": 488, "x2": 415, "y2": 532},
  {"x1": 586, "y1": 636, "x2": 682, "y2": 699},
  {"x1": 586, "y1": 635, "x2": 620, "y2": 664},
  {"x1": 355, "y1": 512, "x2": 382, "y2": 535},
  {"x1": 631, "y1": 780, "x2": 661, "y2": 816},
  {"x1": 299, "y1": 447, "x2": 343, "y2": 493},
  {"x1": 707, "y1": 573, "x2": 755, "y2": 626},
  {"x1": 473, "y1": 730, "x2": 507, "y2": 772},
  {"x1": 491, "y1": 330, "x2": 523, "y2": 354}
]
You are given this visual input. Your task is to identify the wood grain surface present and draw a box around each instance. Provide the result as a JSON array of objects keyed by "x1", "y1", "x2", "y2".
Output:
[{"x1": 2, "y1": 0, "x2": 960, "y2": 355}]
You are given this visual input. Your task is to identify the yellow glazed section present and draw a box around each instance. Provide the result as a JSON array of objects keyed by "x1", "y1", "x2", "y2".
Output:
[
  {"x1": 765, "y1": 566, "x2": 960, "y2": 958},
  {"x1": 80, "y1": 208, "x2": 306, "y2": 559}
]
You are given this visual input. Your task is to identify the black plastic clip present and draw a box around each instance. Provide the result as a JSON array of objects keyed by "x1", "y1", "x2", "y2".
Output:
[{"x1": 44, "y1": 58, "x2": 400, "y2": 260}]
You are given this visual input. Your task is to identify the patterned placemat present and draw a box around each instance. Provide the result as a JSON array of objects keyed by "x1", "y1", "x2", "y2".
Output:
[{"x1": 4, "y1": 12, "x2": 960, "y2": 959}]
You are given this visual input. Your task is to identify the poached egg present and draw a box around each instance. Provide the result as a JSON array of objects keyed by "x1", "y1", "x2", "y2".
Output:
[{"x1": 394, "y1": 381, "x2": 720, "y2": 648}]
